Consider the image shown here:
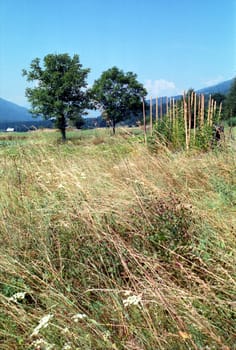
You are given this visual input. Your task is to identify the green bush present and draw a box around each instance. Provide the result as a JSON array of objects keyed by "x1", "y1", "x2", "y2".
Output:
[{"x1": 227, "y1": 116, "x2": 236, "y2": 127}]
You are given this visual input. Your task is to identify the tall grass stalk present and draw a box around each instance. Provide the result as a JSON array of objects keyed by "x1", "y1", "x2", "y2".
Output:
[{"x1": 0, "y1": 130, "x2": 235, "y2": 349}]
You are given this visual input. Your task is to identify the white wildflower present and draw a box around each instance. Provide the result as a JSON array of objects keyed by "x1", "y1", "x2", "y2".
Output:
[
  {"x1": 134, "y1": 179, "x2": 144, "y2": 185},
  {"x1": 31, "y1": 314, "x2": 54, "y2": 337},
  {"x1": 123, "y1": 290, "x2": 132, "y2": 296},
  {"x1": 8, "y1": 292, "x2": 26, "y2": 303},
  {"x1": 103, "y1": 330, "x2": 111, "y2": 341},
  {"x1": 61, "y1": 327, "x2": 70, "y2": 335},
  {"x1": 71, "y1": 313, "x2": 87, "y2": 322},
  {"x1": 123, "y1": 294, "x2": 142, "y2": 308},
  {"x1": 62, "y1": 343, "x2": 72, "y2": 350},
  {"x1": 57, "y1": 183, "x2": 64, "y2": 189},
  {"x1": 31, "y1": 338, "x2": 54, "y2": 350},
  {"x1": 80, "y1": 172, "x2": 86, "y2": 179}
]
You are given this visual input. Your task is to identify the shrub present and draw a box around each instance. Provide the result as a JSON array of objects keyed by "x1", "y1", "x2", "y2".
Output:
[{"x1": 227, "y1": 116, "x2": 236, "y2": 127}]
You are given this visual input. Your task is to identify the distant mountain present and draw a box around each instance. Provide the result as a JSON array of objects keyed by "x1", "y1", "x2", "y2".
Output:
[
  {"x1": 0, "y1": 98, "x2": 34, "y2": 122},
  {"x1": 0, "y1": 98, "x2": 53, "y2": 131},
  {"x1": 147, "y1": 78, "x2": 234, "y2": 109},
  {"x1": 196, "y1": 78, "x2": 233, "y2": 95},
  {"x1": 0, "y1": 78, "x2": 234, "y2": 128}
]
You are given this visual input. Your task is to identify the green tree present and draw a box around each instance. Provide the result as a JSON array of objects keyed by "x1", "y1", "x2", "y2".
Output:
[
  {"x1": 71, "y1": 114, "x2": 85, "y2": 129},
  {"x1": 23, "y1": 53, "x2": 90, "y2": 140},
  {"x1": 225, "y1": 77, "x2": 236, "y2": 119},
  {"x1": 211, "y1": 93, "x2": 226, "y2": 105},
  {"x1": 90, "y1": 66, "x2": 147, "y2": 134}
]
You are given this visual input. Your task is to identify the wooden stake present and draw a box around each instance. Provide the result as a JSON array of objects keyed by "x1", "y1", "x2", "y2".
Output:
[
  {"x1": 142, "y1": 97, "x2": 147, "y2": 144},
  {"x1": 198, "y1": 93, "x2": 201, "y2": 127},
  {"x1": 191, "y1": 91, "x2": 194, "y2": 107},
  {"x1": 172, "y1": 98, "x2": 175, "y2": 121},
  {"x1": 219, "y1": 102, "x2": 222, "y2": 120},
  {"x1": 183, "y1": 92, "x2": 189, "y2": 150},
  {"x1": 200, "y1": 94, "x2": 205, "y2": 127},
  {"x1": 193, "y1": 92, "x2": 197, "y2": 142},
  {"x1": 207, "y1": 95, "x2": 211, "y2": 125},
  {"x1": 160, "y1": 97, "x2": 163, "y2": 120},
  {"x1": 172, "y1": 98, "x2": 175, "y2": 140},
  {"x1": 214, "y1": 100, "x2": 217, "y2": 120},
  {"x1": 156, "y1": 96, "x2": 158, "y2": 125},
  {"x1": 210, "y1": 99, "x2": 214, "y2": 126},
  {"x1": 188, "y1": 93, "x2": 191, "y2": 145},
  {"x1": 170, "y1": 97, "x2": 173, "y2": 123},
  {"x1": 150, "y1": 96, "x2": 153, "y2": 136},
  {"x1": 176, "y1": 100, "x2": 179, "y2": 142}
]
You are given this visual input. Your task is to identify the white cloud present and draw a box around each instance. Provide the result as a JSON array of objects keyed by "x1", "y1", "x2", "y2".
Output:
[{"x1": 144, "y1": 79, "x2": 176, "y2": 97}]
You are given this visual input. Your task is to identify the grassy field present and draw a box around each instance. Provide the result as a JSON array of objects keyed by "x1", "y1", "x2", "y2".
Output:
[{"x1": 0, "y1": 128, "x2": 235, "y2": 349}]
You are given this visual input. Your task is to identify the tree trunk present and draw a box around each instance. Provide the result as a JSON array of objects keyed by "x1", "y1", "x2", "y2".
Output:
[
  {"x1": 112, "y1": 119, "x2": 116, "y2": 135},
  {"x1": 61, "y1": 126, "x2": 66, "y2": 141},
  {"x1": 59, "y1": 115, "x2": 67, "y2": 141}
]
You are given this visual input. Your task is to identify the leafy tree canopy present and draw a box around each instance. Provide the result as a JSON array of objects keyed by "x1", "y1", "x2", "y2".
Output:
[
  {"x1": 225, "y1": 77, "x2": 236, "y2": 119},
  {"x1": 211, "y1": 93, "x2": 226, "y2": 105},
  {"x1": 70, "y1": 114, "x2": 85, "y2": 129},
  {"x1": 23, "y1": 53, "x2": 90, "y2": 140},
  {"x1": 90, "y1": 66, "x2": 147, "y2": 133}
]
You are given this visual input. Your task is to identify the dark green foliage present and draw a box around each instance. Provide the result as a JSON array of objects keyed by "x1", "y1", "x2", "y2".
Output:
[
  {"x1": 211, "y1": 176, "x2": 236, "y2": 206},
  {"x1": 149, "y1": 92, "x2": 224, "y2": 151},
  {"x1": 152, "y1": 113, "x2": 186, "y2": 150},
  {"x1": 225, "y1": 77, "x2": 236, "y2": 119},
  {"x1": 134, "y1": 194, "x2": 194, "y2": 259},
  {"x1": 0, "y1": 119, "x2": 53, "y2": 131},
  {"x1": 22, "y1": 53, "x2": 90, "y2": 139},
  {"x1": 152, "y1": 120, "x2": 216, "y2": 152},
  {"x1": 90, "y1": 66, "x2": 147, "y2": 134},
  {"x1": 211, "y1": 92, "x2": 226, "y2": 105},
  {"x1": 227, "y1": 116, "x2": 236, "y2": 127},
  {"x1": 69, "y1": 114, "x2": 85, "y2": 129},
  {"x1": 194, "y1": 124, "x2": 214, "y2": 150}
]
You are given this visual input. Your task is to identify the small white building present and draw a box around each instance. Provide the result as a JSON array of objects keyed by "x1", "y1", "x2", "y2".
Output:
[{"x1": 6, "y1": 127, "x2": 14, "y2": 132}]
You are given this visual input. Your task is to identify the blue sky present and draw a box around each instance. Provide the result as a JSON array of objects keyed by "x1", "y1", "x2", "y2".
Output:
[{"x1": 0, "y1": 0, "x2": 235, "y2": 115}]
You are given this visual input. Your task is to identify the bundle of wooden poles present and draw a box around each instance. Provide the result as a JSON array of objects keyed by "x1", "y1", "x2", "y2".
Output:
[{"x1": 142, "y1": 93, "x2": 222, "y2": 149}]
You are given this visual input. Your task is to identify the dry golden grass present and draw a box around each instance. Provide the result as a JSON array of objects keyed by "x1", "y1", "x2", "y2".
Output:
[{"x1": 0, "y1": 129, "x2": 235, "y2": 349}]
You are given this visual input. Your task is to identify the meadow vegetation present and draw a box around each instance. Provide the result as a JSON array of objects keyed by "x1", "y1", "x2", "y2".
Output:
[{"x1": 0, "y1": 128, "x2": 235, "y2": 349}]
